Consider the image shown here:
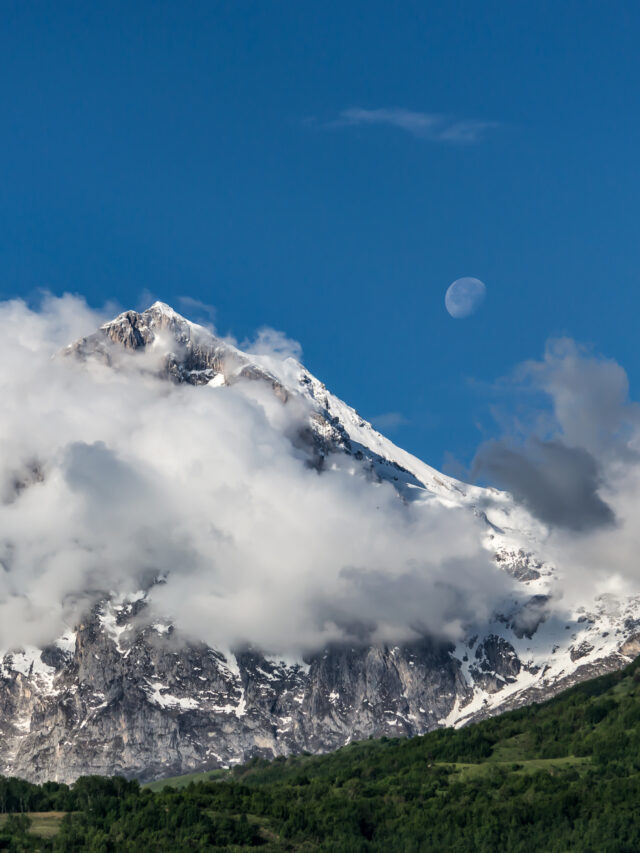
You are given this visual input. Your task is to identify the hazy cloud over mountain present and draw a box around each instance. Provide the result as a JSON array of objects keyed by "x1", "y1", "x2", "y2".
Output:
[
  {"x1": 0, "y1": 295, "x2": 509, "y2": 654},
  {"x1": 5, "y1": 297, "x2": 640, "y2": 657}
]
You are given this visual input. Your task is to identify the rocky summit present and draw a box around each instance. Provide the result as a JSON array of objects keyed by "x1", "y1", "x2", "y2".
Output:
[{"x1": 1, "y1": 302, "x2": 638, "y2": 784}]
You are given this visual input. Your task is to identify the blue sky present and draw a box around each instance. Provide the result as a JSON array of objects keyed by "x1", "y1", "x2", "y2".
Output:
[{"x1": 1, "y1": 1, "x2": 638, "y2": 470}]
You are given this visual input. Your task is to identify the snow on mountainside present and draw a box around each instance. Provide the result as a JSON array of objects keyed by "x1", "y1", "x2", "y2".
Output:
[{"x1": 0, "y1": 301, "x2": 638, "y2": 783}]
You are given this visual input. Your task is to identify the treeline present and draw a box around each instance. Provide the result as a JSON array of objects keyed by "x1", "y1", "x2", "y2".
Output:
[
  {"x1": 3, "y1": 659, "x2": 640, "y2": 850},
  {"x1": 0, "y1": 778, "x2": 77, "y2": 814},
  {"x1": 0, "y1": 776, "x2": 260, "y2": 851}
]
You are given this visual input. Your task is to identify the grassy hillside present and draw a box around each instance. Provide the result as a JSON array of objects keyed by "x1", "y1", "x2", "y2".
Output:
[{"x1": 4, "y1": 657, "x2": 640, "y2": 850}]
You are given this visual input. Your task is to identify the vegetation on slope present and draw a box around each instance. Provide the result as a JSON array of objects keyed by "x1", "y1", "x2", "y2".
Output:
[{"x1": 3, "y1": 657, "x2": 640, "y2": 850}]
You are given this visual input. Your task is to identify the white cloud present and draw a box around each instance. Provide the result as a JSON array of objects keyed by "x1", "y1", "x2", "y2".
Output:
[
  {"x1": 9, "y1": 300, "x2": 640, "y2": 659},
  {"x1": 177, "y1": 295, "x2": 217, "y2": 330},
  {"x1": 324, "y1": 107, "x2": 499, "y2": 144},
  {"x1": 473, "y1": 339, "x2": 640, "y2": 609},
  {"x1": 370, "y1": 411, "x2": 409, "y2": 431},
  {"x1": 0, "y1": 295, "x2": 510, "y2": 655},
  {"x1": 244, "y1": 326, "x2": 303, "y2": 362}
]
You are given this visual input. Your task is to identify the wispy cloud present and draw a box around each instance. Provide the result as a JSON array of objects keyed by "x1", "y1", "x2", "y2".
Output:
[
  {"x1": 371, "y1": 411, "x2": 409, "y2": 431},
  {"x1": 320, "y1": 107, "x2": 499, "y2": 144},
  {"x1": 177, "y1": 295, "x2": 217, "y2": 329}
]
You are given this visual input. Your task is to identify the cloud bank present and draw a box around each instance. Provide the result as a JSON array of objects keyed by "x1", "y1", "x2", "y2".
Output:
[
  {"x1": 474, "y1": 338, "x2": 640, "y2": 604},
  {"x1": 0, "y1": 295, "x2": 509, "y2": 655},
  {"x1": 475, "y1": 438, "x2": 615, "y2": 531},
  {"x1": 7, "y1": 299, "x2": 638, "y2": 657}
]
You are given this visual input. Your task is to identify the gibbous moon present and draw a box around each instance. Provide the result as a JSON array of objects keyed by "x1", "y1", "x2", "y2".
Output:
[{"x1": 445, "y1": 277, "x2": 486, "y2": 319}]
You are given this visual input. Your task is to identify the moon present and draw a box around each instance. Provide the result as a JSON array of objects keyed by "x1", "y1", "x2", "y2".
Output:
[{"x1": 445, "y1": 277, "x2": 486, "y2": 319}]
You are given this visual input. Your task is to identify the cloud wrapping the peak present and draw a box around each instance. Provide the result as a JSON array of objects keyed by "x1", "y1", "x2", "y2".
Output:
[
  {"x1": 244, "y1": 326, "x2": 303, "y2": 362},
  {"x1": 0, "y1": 295, "x2": 509, "y2": 654},
  {"x1": 6, "y1": 300, "x2": 640, "y2": 656}
]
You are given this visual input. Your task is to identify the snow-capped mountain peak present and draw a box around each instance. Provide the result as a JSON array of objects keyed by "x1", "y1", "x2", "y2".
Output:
[
  {"x1": 68, "y1": 303, "x2": 484, "y2": 502},
  {"x1": 0, "y1": 302, "x2": 637, "y2": 784}
]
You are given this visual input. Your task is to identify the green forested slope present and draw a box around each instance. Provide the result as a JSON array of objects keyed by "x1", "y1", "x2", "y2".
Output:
[{"x1": 4, "y1": 657, "x2": 640, "y2": 851}]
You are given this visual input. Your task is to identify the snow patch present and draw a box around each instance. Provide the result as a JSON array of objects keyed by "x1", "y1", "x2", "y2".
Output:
[{"x1": 145, "y1": 680, "x2": 200, "y2": 710}]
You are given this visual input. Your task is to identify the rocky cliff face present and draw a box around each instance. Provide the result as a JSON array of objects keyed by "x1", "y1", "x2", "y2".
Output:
[
  {"x1": 1, "y1": 589, "x2": 636, "y2": 784},
  {"x1": 0, "y1": 302, "x2": 637, "y2": 783}
]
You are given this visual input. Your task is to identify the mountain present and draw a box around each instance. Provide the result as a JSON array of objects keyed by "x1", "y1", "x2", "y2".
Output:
[
  {"x1": 0, "y1": 301, "x2": 638, "y2": 784},
  {"x1": 5, "y1": 654, "x2": 640, "y2": 850}
]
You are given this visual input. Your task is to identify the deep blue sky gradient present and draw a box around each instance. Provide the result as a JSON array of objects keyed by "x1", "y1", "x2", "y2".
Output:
[{"x1": 1, "y1": 1, "x2": 639, "y2": 469}]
